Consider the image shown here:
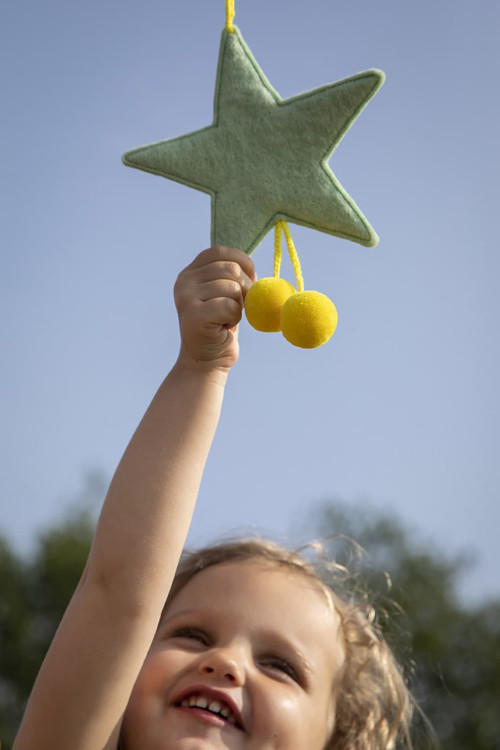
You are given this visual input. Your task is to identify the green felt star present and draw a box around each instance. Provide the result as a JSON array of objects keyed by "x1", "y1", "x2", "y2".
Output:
[{"x1": 123, "y1": 26, "x2": 384, "y2": 254}]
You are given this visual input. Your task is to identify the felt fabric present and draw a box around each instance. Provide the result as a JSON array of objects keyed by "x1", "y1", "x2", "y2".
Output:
[{"x1": 123, "y1": 26, "x2": 384, "y2": 254}]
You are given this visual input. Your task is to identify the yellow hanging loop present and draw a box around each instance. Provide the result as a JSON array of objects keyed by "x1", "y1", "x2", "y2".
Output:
[{"x1": 225, "y1": 0, "x2": 236, "y2": 32}]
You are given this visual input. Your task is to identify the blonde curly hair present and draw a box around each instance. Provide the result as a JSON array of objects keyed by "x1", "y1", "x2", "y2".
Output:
[{"x1": 162, "y1": 537, "x2": 415, "y2": 750}]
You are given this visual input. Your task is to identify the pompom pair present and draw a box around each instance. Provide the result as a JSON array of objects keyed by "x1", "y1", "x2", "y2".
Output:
[{"x1": 245, "y1": 223, "x2": 338, "y2": 349}]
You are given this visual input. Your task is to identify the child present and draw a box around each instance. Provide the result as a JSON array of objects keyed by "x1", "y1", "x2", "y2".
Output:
[{"x1": 13, "y1": 246, "x2": 413, "y2": 750}]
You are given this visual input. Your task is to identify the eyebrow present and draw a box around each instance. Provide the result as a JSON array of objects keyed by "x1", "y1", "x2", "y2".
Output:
[
  {"x1": 160, "y1": 607, "x2": 199, "y2": 624},
  {"x1": 157, "y1": 607, "x2": 199, "y2": 632}
]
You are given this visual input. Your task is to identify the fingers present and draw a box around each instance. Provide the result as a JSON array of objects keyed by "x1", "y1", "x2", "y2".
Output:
[
  {"x1": 174, "y1": 246, "x2": 256, "y2": 310},
  {"x1": 186, "y1": 246, "x2": 257, "y2": 284},
  {"x1": 197, "y1": 296, "x2": 244, "y2": 329}
]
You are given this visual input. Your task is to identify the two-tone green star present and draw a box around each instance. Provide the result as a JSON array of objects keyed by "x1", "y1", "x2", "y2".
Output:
[{"x1": 123, "y1": 26, "x2": 384, "y2": 254}]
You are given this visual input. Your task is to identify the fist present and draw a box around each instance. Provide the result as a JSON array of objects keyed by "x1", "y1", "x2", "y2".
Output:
[{"x1": 174, "y1": 246, "x2": 256, "y2": 371}]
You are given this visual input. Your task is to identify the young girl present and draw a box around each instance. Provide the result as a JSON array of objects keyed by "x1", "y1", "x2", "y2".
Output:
[{"x1": 13, "y1": 246, "x2": 413, "y2": 750}]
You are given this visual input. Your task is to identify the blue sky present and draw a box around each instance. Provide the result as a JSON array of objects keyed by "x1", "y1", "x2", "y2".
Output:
[{"x1": 1, "y1": 0, "x2": 498, "y2": 603}]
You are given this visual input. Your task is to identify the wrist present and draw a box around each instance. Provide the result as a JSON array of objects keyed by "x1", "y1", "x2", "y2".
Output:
[{"x1": 171, "y1": 353, "x2": 231, "y2": 390}]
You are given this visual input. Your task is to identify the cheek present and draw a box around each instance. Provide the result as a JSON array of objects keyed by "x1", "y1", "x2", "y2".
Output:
[
  {"x1": 122, "y1": 652, "x2": 177, "y2": 746},
  {"x1": 125, "y1": 651, "x2": 179, "y2": 721},
  {"x1": 133, "y1": 653, "x2": 168, "y2": 696},
  {"x1": 261, "y1": 690, "x2": 334, "y2": 750},
  {"x1": 253, "y1": 692, "x2": 314, "y2": 748}
]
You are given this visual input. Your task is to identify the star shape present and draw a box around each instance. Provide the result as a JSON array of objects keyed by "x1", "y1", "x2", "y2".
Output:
[{"x1": 123, "y1": 26, "x2": 384, "y2": 254}]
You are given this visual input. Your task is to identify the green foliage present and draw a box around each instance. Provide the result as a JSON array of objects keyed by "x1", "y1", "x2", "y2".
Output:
[
  {"x1": 0, "y1": 511, "x2": 94, "y2": 750},
  {"x1": 314, "y1": 502, "x2": 500, "y2": 750}
]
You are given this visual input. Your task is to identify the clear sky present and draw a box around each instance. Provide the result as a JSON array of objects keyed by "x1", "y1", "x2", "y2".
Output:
[{"x1": 1, "y1": 0, "x2": 498, "y2": 603}]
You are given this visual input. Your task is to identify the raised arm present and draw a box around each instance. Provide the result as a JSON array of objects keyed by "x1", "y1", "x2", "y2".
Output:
[{"x1": 13, "y1": 246, "x2": 256, "y2": 750}]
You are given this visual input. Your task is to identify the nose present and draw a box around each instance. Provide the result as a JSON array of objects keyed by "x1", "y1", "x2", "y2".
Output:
[{"x1": 198, "y1": 645, "x2": 245, "y2": 685}]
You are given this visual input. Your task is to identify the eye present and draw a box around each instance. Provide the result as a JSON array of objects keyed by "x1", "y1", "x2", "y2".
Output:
[
  {"x1": 170, "y1": 627, "x2": 210, "y2": 646},
  {"x1": 261, "y1": 656, "x2": 300, "y2": 683}
]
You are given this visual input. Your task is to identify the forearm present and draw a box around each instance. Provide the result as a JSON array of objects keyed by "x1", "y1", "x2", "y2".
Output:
[{"x1": 86, "y1": 360, "x2": 228, "y2": 618}]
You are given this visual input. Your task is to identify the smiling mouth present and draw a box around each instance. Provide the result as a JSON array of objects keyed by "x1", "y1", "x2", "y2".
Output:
[{"x1": 175, "y1": 693, "x2": 240, "y2": 728}]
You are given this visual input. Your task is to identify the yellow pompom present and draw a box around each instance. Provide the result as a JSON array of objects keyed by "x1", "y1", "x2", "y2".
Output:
[
  {"x1": 281, "y1": 291, "x2": 338, "y2": 348},
  {"x1": 245, "y1": 277, "x2": 296, "y2": 332}
]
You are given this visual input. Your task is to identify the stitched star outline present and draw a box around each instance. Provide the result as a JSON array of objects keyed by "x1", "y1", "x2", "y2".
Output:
[{"x1": 123, "y1": 27, "x2": 384, "y2": 254}]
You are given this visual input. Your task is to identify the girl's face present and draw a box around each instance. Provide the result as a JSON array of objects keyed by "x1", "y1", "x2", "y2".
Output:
[{"x1": 121, "y1": 561, "x2": 345, "y2": 749}]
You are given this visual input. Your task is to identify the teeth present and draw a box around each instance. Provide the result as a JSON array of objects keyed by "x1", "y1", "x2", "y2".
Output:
[
  {"x1": 180, "y1": 694, "x2": 237, "y2": 725},
  {"x1": 191, "y1": 695, "x2": 208, "y2": 708}
]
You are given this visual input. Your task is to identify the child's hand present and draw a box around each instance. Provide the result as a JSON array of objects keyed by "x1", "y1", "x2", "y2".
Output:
[{"x1": 174, "y1": 246, "x2": 256, "y2": 372}]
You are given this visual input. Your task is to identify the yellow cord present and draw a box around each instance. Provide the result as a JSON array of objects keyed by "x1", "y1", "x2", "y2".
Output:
[
  {"x1": 282, "y1": 222, "x2": 304, "y2": 293},
  {"x1": 273, "y1": 221, "x2": 304, "y2": 292},
  {"x1": 225, "y1": 0, "x2": 235, "y2": 32},
  {"x1": 273, "y1": 223, "x2": 283, "y2": 278}
]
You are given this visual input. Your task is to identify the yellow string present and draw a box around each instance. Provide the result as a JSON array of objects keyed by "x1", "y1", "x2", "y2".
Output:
[
  {"x1": 273, "y1": 223, "x2": 283, "y2": 278},
  {"x1": 225, "y1": 0, "x2": 235, "y2": 32},
  {"x1": 280, "y1": 221, "x2": 304, "y2": 292}
]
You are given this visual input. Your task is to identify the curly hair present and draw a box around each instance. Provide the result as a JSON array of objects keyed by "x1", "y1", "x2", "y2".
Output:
[{"x1": 161, "y1": 537, "x2": 415, "y2": 750}]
